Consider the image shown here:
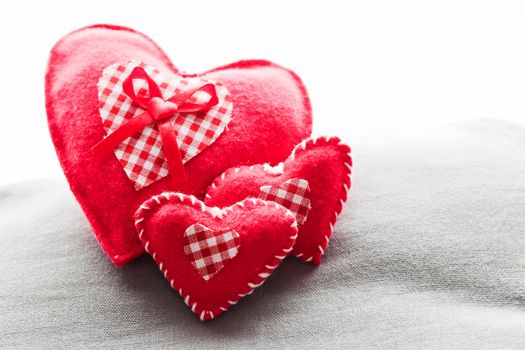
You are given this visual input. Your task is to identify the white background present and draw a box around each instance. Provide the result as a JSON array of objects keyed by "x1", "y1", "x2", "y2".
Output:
[{"x1": 0, "y1": 0, "x2": 524, "y2": 185}]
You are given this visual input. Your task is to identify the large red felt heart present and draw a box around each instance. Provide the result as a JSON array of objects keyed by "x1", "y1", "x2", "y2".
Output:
[
  {"x1": 46, "y1": 25, "x2": 312, "y2": 266},
  {"x1": 134, "y1": 193, "x2": 298, "y2": 321},
  {"x1": 205, "y1": 136, "x2": 352, "y2": 265}
]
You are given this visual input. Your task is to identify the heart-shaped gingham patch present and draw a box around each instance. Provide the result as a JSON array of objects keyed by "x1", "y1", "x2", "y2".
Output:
[
  {"x1": 98, "y1": 60, "x2": 233, "y2": 190},
  {"x1": 259, "y1": 178, "x2": 311, "y2": 225},
  {"x1": 183, "y1": 223, "x2": 240, "y2": 281}
]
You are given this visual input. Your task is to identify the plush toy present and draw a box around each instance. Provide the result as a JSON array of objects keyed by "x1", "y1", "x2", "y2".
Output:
[
  {"x1": 46, "y1": 25, "x2": 312, "y2": 266},
  {"x1": 204, "y1": 137, "x2": 352, "y2": 264},
  {"x1": 134, "y1": 193, "x2": 298, "y2": 321}
]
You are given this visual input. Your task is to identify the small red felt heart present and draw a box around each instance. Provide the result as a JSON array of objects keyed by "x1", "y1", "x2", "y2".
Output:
[
  {"x1": 134, "y1": 193, "x2": 298, "y2": 321},
  {"x1": 46, "y1": 25, "x2": 312, "y2": 266},
  {"x1": 205, "y1": 136, "x2": 352, "y2": 265}
]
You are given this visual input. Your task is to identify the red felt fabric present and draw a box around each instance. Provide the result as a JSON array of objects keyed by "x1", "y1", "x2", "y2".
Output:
[
  {"x1": 45, "y1": 24, "x2": 312, "y2": 267},
  {"x1": 134, "y1": 193, "x2": 298, "y2": 321},
  {"x1": 205, "y1": 137, "x2": 352, "y2": 265}
]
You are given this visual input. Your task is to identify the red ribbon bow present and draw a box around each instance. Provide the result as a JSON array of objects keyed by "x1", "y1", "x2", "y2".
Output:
[{"x1": 92, "y1": 66, "x2": 219, "y2": 187}]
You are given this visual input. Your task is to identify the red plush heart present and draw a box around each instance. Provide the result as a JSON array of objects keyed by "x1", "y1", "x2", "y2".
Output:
[
  {"x1": 134, "y1": 193, "x2": 298, "y2": 321},
  {"x1": 205, "y1": 136, "x2": 352, "y2": 265},
  {"x1": 46, "y1": 25, "x2": 312, "y2": 266}
]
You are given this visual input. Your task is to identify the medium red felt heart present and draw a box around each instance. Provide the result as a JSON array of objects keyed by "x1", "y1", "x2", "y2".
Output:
[
  {"x1": 134, "y1": 193, "x2": 298, "y2": 321},
  {"x1": 205, "y1": 136, "x2": 352, "y2": 265},
  {"x1": 46, "y1": 25, "x2": 312, "y2": 266}
]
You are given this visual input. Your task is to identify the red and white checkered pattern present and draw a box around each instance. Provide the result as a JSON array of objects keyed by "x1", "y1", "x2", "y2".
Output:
[
  {"x1": 259, "y1": 178, "x2": 312, "y2": 225},
  {"x1": 183, "y1": 223, "x2": 240, "y2": 281},
  {"x1": 98, "y1": 61, "x2": 233, "y2": 190}
]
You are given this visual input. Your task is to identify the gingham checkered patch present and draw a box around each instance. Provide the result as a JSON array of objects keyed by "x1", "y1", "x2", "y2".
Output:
[
  {"x1": 259, "y1": 178, "x2": 312, "y2": 225},
  {"x1": 183, "y1": 223, "x2": 240, "y2": 281},
  {"x1": 98, "y1": 61, "x2": 233, "y2": 190}
]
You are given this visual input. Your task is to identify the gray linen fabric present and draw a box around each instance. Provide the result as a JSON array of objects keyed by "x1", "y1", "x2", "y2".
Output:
[{"x1": 1, "y1": 120, "x2": 524, "y2": 349}]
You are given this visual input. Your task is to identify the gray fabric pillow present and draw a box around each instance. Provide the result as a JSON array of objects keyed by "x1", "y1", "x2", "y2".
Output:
[{"x1": 1, "y1": 120, "x2": 524, "y2": 349}]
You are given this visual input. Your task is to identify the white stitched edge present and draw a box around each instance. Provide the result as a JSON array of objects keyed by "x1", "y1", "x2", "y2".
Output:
[
  {"x1": 205, "y1": 136, "x2": 353, "y2": 264},
  {"x1": 247, "y1": 280, "x2": 265, "y2": 288},
  {"x1": 262, "y1": 162, "x2": 285, "y2": 175},
  {"x1": 133, "y1": 193, "x2": 298, "y2": 322}
]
